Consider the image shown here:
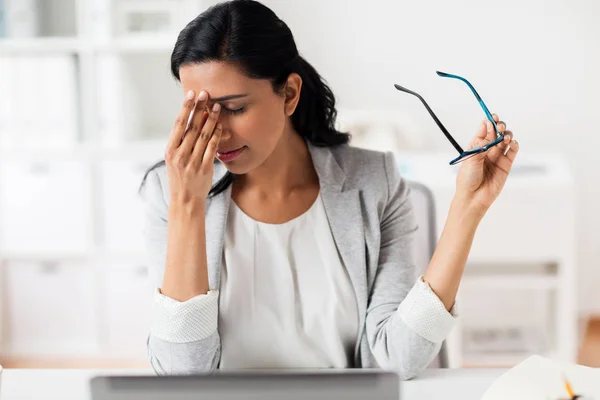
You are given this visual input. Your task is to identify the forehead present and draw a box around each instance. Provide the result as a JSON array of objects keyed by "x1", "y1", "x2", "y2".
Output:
[{"x1": 179, "y1": 61, "x2": 260, "y2": 98}]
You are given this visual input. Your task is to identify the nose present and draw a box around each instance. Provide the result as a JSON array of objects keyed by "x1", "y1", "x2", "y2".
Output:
[
  {"x1": 215, "y1": 114, "x2": 232, "y2": 140},
  {"x1": 218, "y1": 123, "x2": 233, "y2": 141}
]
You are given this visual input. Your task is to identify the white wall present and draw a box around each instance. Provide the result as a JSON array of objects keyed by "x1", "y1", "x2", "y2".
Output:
[{"x1": 259, "y1": 0, "x2": 600, "y2": 315}]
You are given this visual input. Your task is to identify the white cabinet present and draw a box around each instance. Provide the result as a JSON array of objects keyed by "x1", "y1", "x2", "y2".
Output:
[
  {"x1": 1, "y1": 261, "x2": 99, "y2": 356},
  {"x1": 397, "y1": 152, "x2": 577, "y2": 367},
  {"x1": 0, "y1": 159, "x2": 93, "y2": 255},
  {"x1": 100, "y1": 159, "x2": 159, "y2": 254},
  {"x1": 0, "y1": 55, "x2": 79, "y2": 150},
  {"x1": 100, "y1": 261, "x2": 153, "y2": 358},
  {"x1": 96, "y1": 53, "x2": 182, "y2": 146},
  {"x1": 459, "y1": 280, "x2": 553, "y2": 359},
  {"x1": 0, "y1": 0, "x2": 206, "y2": 366},
  {"x1": 3, "y1": 0, "x2": 77, "y2": 38},
  {"x1": 112, "y1": 0, "x2": 195, "y2": 37}
]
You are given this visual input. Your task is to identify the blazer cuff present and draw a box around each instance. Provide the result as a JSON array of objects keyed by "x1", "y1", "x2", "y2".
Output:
[
  {"x1": 151, "y1": 289, "x2": 219, "y2": 343},
  {"x1": 397, "y1": 276, "x2": 457, "y2": 344}
]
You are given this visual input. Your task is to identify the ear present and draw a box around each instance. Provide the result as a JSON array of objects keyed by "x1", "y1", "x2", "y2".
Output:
[{"x1": 283, "y1": 73, "x2": 302, "y2": 116}]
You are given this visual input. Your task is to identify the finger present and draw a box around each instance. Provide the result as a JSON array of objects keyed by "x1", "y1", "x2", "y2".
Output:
[
  {"x1": 179, "y1": 91, "x2": 210, "y2": 156},
  {"x1": 180, "y1": 111, "x2": 209, "y2": 160},
  {"x1": 166, "y1": 90, "x2": 196, "y2": 153},
  {"x1": 483, "y1": 119, "x2": 511, "y2": 163},
  {"x1": 466, "y1": 134, "x2": 486, "y2": 151},
  {"x1": 492, "y1": 138, "x2": 519, "y2": 172},
  {"x1": 485, "y1": 118, "x2": 498, "y2": 143},
  {"x1": 201, "y1": 123, "x2": 223, "y2": 169},
  {"x1": 489, "y1": 114, "x2": 502, "y2": 141},
  {"x1": 193, "y1": 102, "x2": 222, "y2": 162},
  {"x1": 501, "y1": 128, "x2": 513, "y2": 144},
  {"x1": 504, "y1": 139, "x2": 519, "y2": 162},
  {"x1": 496, "y1": 128, "x2": 513, "y2": 155},
  {"x1": 475, "y1": 120, "x2": 487, "y2": 139}
]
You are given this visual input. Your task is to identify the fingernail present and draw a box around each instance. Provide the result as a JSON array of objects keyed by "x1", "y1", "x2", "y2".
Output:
[
  {"x1": 213, "y1": 103, "x2": 221, "y2": 112},
  {"x1": 198, "y1": 91, "x2": 207, "y2": 101},
  {"x1": 186, "y1": 90, "x2": 195, "y2": 100}
]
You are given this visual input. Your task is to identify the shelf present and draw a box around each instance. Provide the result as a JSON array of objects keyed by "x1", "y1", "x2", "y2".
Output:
[
  {"x1": 94, "y1": 35, "x2": 178, "y2": 53},
  {"x1": 94, "y1": 250, "x2": 148, "y2": 261},
  {"x1": 0, "y1": 143, "x2": 94, "y2": 160},
  {"x1": 0, "y1": 251, "x2": 91, "y2": 261},
  {"x1": 0, "y1": 36, "x2": 179, "y2": 55},
  {"x1": 0, "y1": 141, "x2": 167, "y2": 161},
  {"x1": 0, "y1": 38, "x2": 84, "y2": 54},
  {"x1": 462, "y1": 274, "x2": 559, "y2": 291},
  {"x1": 0, "y1": 249, "x2": 149, "y2": 263},
  {"x1": 463, "y1": 351, "x2": 558, "y2": 368},
  {"x1": 100, "y1": 140, "x2": 166, "y2": 160}
]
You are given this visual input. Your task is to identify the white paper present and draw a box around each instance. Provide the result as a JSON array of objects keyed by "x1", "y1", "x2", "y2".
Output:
[{"x1": 482, "y1": 355, "x2": 600, "y2": 400}]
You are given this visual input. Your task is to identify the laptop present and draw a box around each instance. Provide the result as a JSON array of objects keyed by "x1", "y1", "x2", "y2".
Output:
[{"x1": 90, "y1": 370, "x2": 400, "y2": 400}]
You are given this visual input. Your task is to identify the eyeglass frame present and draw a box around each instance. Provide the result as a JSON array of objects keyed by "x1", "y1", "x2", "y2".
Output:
[{"x1": 394, "y1": 71, "x2": 504, "y2": 165}]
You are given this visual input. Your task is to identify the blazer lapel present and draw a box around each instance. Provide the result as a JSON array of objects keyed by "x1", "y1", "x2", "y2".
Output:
[
  {"x1": 308, "y1": 144, "x2": 367, "y2": 360},
  {"x1": 205, "y1": 166, "x2": 232, "y2": 290}
]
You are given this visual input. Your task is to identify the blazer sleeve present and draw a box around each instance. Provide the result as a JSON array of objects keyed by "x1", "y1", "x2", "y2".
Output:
[
  {"x1": 364, "y1": 151, "x2": 457, "y2": 379},
  {"x1": 139, "y1": 168, "x2": 221, "y2": 375}
]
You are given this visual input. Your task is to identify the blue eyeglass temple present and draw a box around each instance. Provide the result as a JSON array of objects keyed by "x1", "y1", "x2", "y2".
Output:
[
  {"x1": 436, "y1": 71, "x2": 500, "y2": 135},
  {"x1": 394, "y1": 71, "x2": 504, "y2": 165}
]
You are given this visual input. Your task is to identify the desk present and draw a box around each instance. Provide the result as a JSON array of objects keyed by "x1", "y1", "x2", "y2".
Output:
[{"x1": 0, "y1": 368, "x2": 505, "y2": 400}]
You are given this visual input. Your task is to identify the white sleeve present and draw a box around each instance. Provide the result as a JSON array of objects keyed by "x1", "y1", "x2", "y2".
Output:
[
  {"x1": 151, "y1": 289, "x2": 220, "y2": 343},
  {"x1": 397, "y1": 277, "x2": 457, "y2": 344}
]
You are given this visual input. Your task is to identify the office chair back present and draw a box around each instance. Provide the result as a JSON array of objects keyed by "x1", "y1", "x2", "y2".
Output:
[{"x1": 407, "y1": 180, "x2": 449, "y2": 369}]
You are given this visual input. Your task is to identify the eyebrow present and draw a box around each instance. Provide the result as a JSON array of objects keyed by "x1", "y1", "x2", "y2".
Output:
[{"x1": 211, "y1": 94, "x2": 248, "y2": 102}]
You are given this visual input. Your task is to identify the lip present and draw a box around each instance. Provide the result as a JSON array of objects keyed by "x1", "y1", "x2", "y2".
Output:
[{"x1": 216, "y1": 146, "x2": 246, "y2": 163}]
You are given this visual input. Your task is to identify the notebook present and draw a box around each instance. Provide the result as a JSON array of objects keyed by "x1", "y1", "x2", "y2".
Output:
[{"x1": 482, "y1": 355, "x2": 599, "y2": 400}]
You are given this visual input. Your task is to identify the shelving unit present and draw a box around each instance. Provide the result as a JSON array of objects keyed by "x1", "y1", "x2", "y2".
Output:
[
  {"x1": 0, "y1": 0, "x2": 205, "y2": 365},
  {"x1": 394, "y1": 152, "x2": 577, "y2": 368}
]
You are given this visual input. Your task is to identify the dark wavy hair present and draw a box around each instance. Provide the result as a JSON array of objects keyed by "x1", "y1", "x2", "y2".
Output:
[{"x1": 140, "y1": 0, "x2": 350, "y2": 196}]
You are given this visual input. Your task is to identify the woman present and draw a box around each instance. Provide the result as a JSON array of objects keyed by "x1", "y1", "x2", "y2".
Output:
[{"x1": 140, "y1": 0, "x2": 519, "y2": 379}]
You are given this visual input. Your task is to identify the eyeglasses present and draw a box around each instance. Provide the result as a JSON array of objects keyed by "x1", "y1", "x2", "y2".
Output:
[{"x1": 394, "y1": 71, "x2": 504, "y2": 165}]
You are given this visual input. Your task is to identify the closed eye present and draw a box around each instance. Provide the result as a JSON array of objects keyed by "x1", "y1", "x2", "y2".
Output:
[{"x1": 223, "y1": 107, "x2": 245, "y2": 115}]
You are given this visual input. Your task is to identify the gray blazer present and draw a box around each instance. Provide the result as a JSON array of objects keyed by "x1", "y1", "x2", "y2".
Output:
[{"x1": 141, "y1": 142, "x2": 454, "y2": 379}]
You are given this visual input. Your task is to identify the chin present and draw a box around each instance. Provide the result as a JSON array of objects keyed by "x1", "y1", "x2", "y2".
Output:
[
  {"x1": 221, "y1": 163, "x2": 251, "y2": 175},
  {"x1": 217, "y1": 148, "x2": 271, "y2": 176},
  {"x1": 216, "y1": 156, "x2": 255, "y2": 176}
]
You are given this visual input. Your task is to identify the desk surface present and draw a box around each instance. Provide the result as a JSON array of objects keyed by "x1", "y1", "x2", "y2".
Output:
[{"x1": 0, "y1": 368, "x2": 505, "y2": 400}]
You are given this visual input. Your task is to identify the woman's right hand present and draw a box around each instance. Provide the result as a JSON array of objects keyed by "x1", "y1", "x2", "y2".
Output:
[{"x1": 165, "y1": 90, "x2": 223, "y2": 206}]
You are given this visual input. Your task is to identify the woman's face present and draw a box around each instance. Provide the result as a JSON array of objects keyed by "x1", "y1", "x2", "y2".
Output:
[{"x1": 179, "y1": 61, "x2": 300, "y2": 175}]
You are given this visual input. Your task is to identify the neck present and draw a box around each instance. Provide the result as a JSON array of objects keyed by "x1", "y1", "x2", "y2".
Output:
[{"x1": 236, "y1": 128, "x2": 318, "y2": 196}]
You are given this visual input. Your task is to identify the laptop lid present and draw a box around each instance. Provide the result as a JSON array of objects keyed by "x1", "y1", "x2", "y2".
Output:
[{"x1": 90, "y1": 370, "x2": 400, "y2": 400}]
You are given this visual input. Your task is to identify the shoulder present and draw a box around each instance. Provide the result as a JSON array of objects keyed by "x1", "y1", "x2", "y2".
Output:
[
  {"x1": 139, "y1": 161, "x2": 170, "y2": 220},
  {"x1": 139, "y1": 159, "x2": 229, "y2": 218},
  {"x1": 329, "y1": 144, "x2": 403, "y2": 197}
]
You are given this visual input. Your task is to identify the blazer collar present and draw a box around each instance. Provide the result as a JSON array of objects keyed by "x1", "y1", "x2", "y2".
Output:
[{"x1": 306, "y1": 142, "x2": 346, "y2": 192}]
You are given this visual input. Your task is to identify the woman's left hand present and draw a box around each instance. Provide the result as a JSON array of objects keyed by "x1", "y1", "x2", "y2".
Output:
[{"x1": 455, "y1": 114, "x2": 519, "y2": 213}]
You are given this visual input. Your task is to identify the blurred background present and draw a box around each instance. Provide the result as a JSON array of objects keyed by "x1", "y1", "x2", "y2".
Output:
[{"x1": 0, "y1": 0, "x2": 597, "y2": 370}]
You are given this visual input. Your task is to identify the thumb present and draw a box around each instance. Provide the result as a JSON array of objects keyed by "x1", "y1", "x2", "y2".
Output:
[
  {"x1": 467, "y1": 134, "x2": 487, "y2": 151},
  {"x1": 475, "y1": 119, "x2": 487, "y2": 140}
]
